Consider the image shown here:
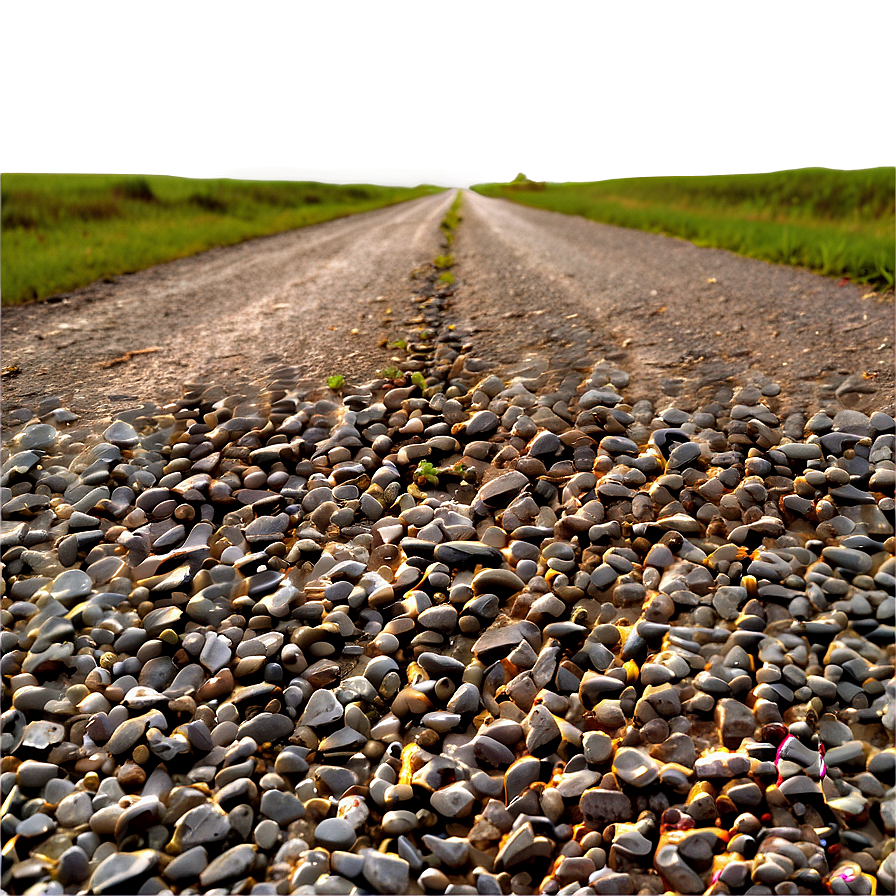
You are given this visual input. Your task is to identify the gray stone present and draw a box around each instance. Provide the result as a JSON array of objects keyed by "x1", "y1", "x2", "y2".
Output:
[
  {"x1": 430, "y1": 782, "x2": 476, "y2": 817},
  {"x1": 163, "y1": 846, "x2": 209, "y2": 882},
  {"x1": 237, "y1": 712, "x2": 294, "y2": 744},
  {"x1": 260, "y1": 789, "x2": 305, "y2": 824},
  {"x1": 88, "y1": 849, "x2": 158, "y2": 895},
  {"x1": 315, "y1": 817, "x2": 357, "y2": 851},
  {"x1": 299, "y1": 689, "x2": 344, "y2": 727},
  {"x1": 363, "y1": 851, "x2": 410, "y2": 894},
  {"x1": 199, "y1": 843, "x2": 256, "y2": 887}
]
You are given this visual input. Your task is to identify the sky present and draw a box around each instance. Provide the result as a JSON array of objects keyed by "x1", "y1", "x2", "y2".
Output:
[{"x1": 3, "y1": 1, "x2": 894, "y2": 187}]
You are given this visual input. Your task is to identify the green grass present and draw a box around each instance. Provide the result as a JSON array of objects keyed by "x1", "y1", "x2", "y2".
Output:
[
  {"x1": 440, "y1": 191, "x2": 463, "y2": 247},
  {"x1": 472, "y1": 168, "x2": 895, "y2": 288},
  {"x1": 1, "y1": 174, "x2": 445, "y2": 304}
]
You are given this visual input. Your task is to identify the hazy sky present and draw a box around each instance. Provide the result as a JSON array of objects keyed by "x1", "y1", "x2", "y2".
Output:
[{"x1": 3, "y1": 2, "x2": 893, "y2": 187}]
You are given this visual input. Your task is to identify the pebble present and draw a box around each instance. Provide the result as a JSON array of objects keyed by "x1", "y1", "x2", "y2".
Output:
[
  {"x1": 199, "y1": 843, "x2": 256, "y2": 887},
  {"x1": 314, "y1": 817, "x2": 357, "y2": 850},
  {"x1": 2, "y1": 326, "x2": 893, "y2": 896}
]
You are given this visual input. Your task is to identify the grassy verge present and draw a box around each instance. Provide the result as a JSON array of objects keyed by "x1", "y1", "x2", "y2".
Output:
[
  {"x1": 472, "y1": 168, "x2": 895, "y2": 288},
  {"x1": 1, "y1": 174, "x2": 445, "y2": 304}
]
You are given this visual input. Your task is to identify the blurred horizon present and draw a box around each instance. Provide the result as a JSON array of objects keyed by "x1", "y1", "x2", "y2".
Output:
[{"x1": 3, "y1": 4, "x2": 893, "y2": 189}]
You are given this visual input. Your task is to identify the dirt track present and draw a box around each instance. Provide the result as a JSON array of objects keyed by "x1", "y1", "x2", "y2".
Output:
[
  {"x1": 2, "y1": 189, "x2": 892, "y2": 429},
  {"x1": 448, "y1": 191, "x2": 893, "y2": 421},
  {"x1": 1, "y1": 191, "x2": 454, "y2": 427}
]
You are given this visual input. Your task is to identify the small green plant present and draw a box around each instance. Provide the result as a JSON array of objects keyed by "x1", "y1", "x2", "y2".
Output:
[
  {"x1": 415, "y1": 460, "x2": 439, "y2": 486},
  {"x1": 377, "y1": 365, "x2": 403, "y2": 381},
  {"x1": 327, "y1": 374, "x2": 345, "y2": 391},
  {"x1": 389, "y1": 338, "x2": 408, "y2": 350},
  {"x1": 438, "y1": 271, "x2": 455, "y2": 285},
  {"x1": 439, "y1": 192, "x2": 463, "y2": 248},
  {"x1": 411, "y1": 371, "x2": 426, "y2": 390},
  {"x1": 433, "y1": 254, "x2": 454, "y2": 269}
]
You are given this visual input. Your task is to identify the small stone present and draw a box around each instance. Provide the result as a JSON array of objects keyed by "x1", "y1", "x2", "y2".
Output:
[
  {"x1": 300, "y1": 689, "x2": 344, "y2": 727},
  {"x1": 163, "y1": 846, "x2": 209, "y2": 882},
  {"x1": 199, "y1": 843, "x2": 256, "y2": 887},
  {"x1": 237, "y1": 712, "x2": 294, "y2": 744},
  {"x1": 612, "y1": 747, "x2": 660, "y2": 787},
  {"x1": 430, "y1": 782, "x2": 476, "y2": 817},
  {"x1": 261, "y1": 789, "x2": 305, "y2": 824},
  {"x1": 579, "y1": 788, "x2": 634, "y2": 826},
  {"x1": 363, "y1": 851, "x2": 410, "y2": 894},
  {"x1": 88, "y1": 849, "x2": 158, "y2": 895},
  {"x1": 715, "y1": 698, "x2": 756, "y2": 748},
  {"x1": 315, "y1": 817, "x2": 357, "y2": 851}
]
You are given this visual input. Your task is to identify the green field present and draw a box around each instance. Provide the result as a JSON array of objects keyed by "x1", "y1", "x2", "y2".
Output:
[
  {"x1": 1, "y1": 174, "x2": 444, "y2": 304},
  {"x1": 472, "y1": 168, "x2": 895, "y2": 288}
]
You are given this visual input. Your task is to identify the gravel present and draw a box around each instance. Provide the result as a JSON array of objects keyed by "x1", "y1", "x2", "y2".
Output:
[{"x1": 1, "y1": 193, "x2": 893, "y2": 896}]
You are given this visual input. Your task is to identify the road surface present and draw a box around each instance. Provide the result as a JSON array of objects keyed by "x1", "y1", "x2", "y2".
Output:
[{"x1": 2, "y1": 189, "x2": 892, "y2": 429}]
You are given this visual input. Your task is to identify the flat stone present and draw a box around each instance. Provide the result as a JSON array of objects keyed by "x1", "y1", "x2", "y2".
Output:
[
  {"x1": 199, "y1": 843, "x2": 256, "y2": 887},
  {"x1": 579, "y1": 788, "x2": 634, "y2": 826},
  {"x1": 163, "y1": 846, "x2": 209, "y2": 882},
  {"x1": 363, "y1": 851, "x2": 410, "y2": 894},
  {"x1": 434, "y1": 540, "x2": 503, "y2": 568},
  {"x1": 300, "y1": 689, "x2": 344, "y2": 727},
  {"x1": 237, "y1": 712, "x2": 294, "y2": 744},
  {"x1": 48, "y1": 568, "x2": 92, "y2": 602},
  {"x1": 612, "y1": 747, "x2": 660, "y2": 787},
  {"x1": 106, "y1": 717, "x2": 147, "y2": 755},
  {"x1": 260, "y1": 789, "x2": 305, "y2": 824},
  {"x1": 430, "y1": 782, "x2": 476, "y2": 817},
  {"x1": 474, "y1": 471, "x2": 529, "y2": 510},
  {"x1": 171, "y1": 801, "x2": 231, "y2": 850},
  {"x1": 88, "y1": 849, "x2": 158, "y2": 895}
]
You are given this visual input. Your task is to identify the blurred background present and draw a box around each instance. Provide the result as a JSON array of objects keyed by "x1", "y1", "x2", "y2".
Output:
[{"x1": 4, "y1": 4, "x2": 893, "y2": 186}]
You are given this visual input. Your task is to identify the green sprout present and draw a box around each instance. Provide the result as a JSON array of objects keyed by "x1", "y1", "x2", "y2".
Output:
[
  {"x1": 389, "y1": 338, "x2": 408, "y2": 350},
  {"x1": 414, "y1": 460, "x2": 439, "y2": 486},
  {"x1": 433, "y1": 254, "x2": 454, "y2": 270},
  {"x1": 377, "y1": 365, "x2": 403, "y2": 381},
  {"x1": 438, "y1": 271, "x2": 455, "y2": 285},
  {"x1": 327, "y1": 374, "x2": 345, "y2": 391},
  {"x1": 411, "y1": 371, "x2": 426, "y2": 390}
]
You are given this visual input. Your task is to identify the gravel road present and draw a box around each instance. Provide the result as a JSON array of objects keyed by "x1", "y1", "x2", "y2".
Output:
[
  {"x1": 450, "y1": 191, "x2": 893, "y2": 421},
  {"x1": 1, "y1": 191, "x2": 454, "y2": 428},
  {"x1": 2, "y1": 189, "x2": 894, "y2": 895},
  {"x1": 2, "y1": 189, "x2": 891, "y2": 429}
]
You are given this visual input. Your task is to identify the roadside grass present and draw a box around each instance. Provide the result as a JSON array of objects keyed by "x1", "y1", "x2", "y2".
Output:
[
  {"x1": 472, "y1": 168, "x2": 895, "y2": 288},
  {"x1": 1, "y1": 174, "x2": 445, "y2": 304}
]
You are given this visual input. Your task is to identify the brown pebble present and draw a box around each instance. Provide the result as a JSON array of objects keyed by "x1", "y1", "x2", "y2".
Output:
[
  {"x1": 117, "y1": 761, "x2": 146, "y2": 791},
  {"x1": 198, "y1": 668, "x2": 235, "y2": 701}
]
